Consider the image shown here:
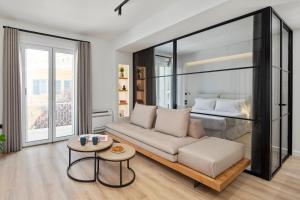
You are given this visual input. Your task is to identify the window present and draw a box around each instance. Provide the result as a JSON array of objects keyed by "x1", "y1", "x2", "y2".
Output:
[
  {"x1": 33, "y1": 79, "x2": 47, "y2": 95},
  {"x1": 64, "y1": 80, "x2": 71, "y2": 92},
  {"x1": 56, "y1": 80, "x2": 61, "y2": 95}
]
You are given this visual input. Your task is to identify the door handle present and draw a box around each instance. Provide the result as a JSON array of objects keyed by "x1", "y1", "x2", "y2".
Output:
[{"x1": 279, "y1": 103, "x2": 287, "y2": 106}]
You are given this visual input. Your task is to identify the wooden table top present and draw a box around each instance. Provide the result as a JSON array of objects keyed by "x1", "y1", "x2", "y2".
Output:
[
  {"x1": 97, "y1": 143, "x2": 136, "y2": 161},
  {"x1": 67, "y1": 135, "x2": 113, "y2": 152}
]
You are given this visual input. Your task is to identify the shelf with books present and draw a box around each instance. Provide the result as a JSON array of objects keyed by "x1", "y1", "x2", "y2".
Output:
[{"x1": 135, "y1": 66, "x2": 147, "y2": 105}]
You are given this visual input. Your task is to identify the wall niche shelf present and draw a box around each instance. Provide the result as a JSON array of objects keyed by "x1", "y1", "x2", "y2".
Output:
[{"x1": 118, "y1": 64, "x2": 130, "y2": 118}]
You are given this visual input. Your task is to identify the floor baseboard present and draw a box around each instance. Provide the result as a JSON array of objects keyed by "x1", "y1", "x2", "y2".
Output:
[{"x1": 292, "y1": 150, "x2": 300, "y2": 157}]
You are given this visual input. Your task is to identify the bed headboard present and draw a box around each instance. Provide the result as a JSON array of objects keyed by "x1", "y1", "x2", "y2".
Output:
[
  {"x1": 196, "y1": 93, "x2": 219, "y2": 98},
  {"x1": 219, "y1": 93, "x2": 250, "y2": 101}
]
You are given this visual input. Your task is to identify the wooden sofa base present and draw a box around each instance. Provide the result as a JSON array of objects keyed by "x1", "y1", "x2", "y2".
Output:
[{"x1": 105, "y1": 131, "x2": 250, "y2": 192}]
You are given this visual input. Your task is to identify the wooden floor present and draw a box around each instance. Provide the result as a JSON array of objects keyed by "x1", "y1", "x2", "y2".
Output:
[{"x1": 0, "y1": 142, "x2": 300, "y2": 200}]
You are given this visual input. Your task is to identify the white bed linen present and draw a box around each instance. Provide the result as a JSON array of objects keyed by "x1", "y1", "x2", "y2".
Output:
[{"x1": 190, "y1": 109, "x2": 249, "y2": 140}]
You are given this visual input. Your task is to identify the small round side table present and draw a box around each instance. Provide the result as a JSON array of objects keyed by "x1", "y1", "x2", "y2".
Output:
[
  {"x1": 67, "y1": 136, "x2": 113, "y2": 182},
  {"x1": 97, "y1": 143, "x2": 136, "y2": 187}
]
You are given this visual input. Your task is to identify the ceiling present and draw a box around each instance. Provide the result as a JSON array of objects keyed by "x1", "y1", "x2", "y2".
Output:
[
  {"x1": 117, "y1": 0, "x2": 300, "y2": 52},
  {"x1": 0, "y1": 0, "x2": 299, "y2": 45},
  {"x1": 0, "y1": 0, "x2": 179, "y2": 37},
  {"x1": 273, "y1": 0, "x2": 300, "y2": 29}
]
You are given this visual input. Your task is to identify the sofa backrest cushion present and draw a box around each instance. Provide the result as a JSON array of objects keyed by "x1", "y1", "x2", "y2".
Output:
[
  {"x1": 130, "y1": 103, "x2": 157, "y2": 129},
  {"x1": 155, "y1": 108, "x2": 190, "y2": 137},
  {"x1": 188, "y1": 118, "x2": 206, "y2": 139}
]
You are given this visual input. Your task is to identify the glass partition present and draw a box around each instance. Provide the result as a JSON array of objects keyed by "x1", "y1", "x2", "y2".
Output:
[
  {"x1": 175, "y1": 16, "x2": 256, "y2": 167},
  {"x1": 132, "y1": 7, "x2": 292, "y2": 180}
]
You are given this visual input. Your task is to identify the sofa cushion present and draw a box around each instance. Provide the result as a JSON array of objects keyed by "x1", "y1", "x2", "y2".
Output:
[
  {"x1": 130, "y1": 103, "x2": 156, "y2": 129},
  {"x1": 178, "y1": 137, "x2": 244, "y2": 178},
  {"x1": 105, "y1": 126, "x2": 178, "y2": 162},
  {"x1": 106, "y1": 121, "x2": 198, "y2": 155},
  {"x1": 155, "y1": 108, "x2": 190, "y2": 137},
  {"x1": 188, "y1": 118, "x2": 206, "y2": 139}
]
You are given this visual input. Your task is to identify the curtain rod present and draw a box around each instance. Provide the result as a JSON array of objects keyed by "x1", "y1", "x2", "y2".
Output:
[{"x1": 3, "y1": 26, "x2": 90, "y2": 43}]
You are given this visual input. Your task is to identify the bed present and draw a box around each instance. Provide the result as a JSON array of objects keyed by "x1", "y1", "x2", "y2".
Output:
[{"x1": 190, "y1": 94, "x2": 251, "y2": 140}]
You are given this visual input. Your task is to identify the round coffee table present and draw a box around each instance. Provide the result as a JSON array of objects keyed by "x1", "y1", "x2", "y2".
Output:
[
  {"x1": 67, "y1": 135, "x2": 113, "y2": 182},
  {"x1": 97, "y1": 143, "x2": 136, "y2": 188}
]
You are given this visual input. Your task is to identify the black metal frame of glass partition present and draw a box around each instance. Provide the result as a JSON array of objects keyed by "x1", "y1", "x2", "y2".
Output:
[
  {"x1": 133, "y1": 6, "x2": 293, "y2": 180},
  {"x1": 270, "y1": 9, "x2": 293, "y2": 179}
]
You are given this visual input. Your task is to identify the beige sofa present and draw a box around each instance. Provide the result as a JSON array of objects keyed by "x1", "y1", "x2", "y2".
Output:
[{"x1": 105, "y1": 104, "x2": 249, "y2": 191}]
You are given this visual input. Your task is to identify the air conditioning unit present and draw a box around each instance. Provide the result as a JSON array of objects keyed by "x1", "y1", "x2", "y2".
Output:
[{"x1": 92, "y1": 109, "x2": 113, "y2": 133}]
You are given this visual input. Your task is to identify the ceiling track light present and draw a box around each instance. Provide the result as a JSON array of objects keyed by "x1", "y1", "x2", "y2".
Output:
[{"x1": 114, "y1": 0, "x2": 130, "y2": 16}]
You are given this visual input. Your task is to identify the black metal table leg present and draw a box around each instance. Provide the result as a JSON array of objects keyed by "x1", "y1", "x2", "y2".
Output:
[
  {"x1": 94, "y1": 152, "x2": 97, "y2": 181},
  {"x1": 66, "y1": 148, "x2": 98, "y2": 183},
  {"x1": 97, "y1": 158, "x2": 135, "y2": 188},
  {"x1": 69, "y1": 148, "x2": 71, "y2": 167},
  {"x1": 120, "y1": 161, "x2": 123, "y2": 185}
]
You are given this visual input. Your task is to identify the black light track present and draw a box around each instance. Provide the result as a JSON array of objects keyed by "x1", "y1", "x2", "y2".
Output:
[{"x1": 114, "y1": 0, "x2": 130, "y2": 16}]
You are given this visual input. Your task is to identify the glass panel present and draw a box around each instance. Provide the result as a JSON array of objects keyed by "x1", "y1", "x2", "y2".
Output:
[
  {"x1": 176, "y1": 69, "x2": 253, "y2": 119},
  {"x1": 271, "y1": 14, "x2": 281, "y2": 174},
  {"x1": 282, "y1": 28, "x2": 289, "y2": 71},
  {"x1": 282, "y1": 72, "x2": 288, "y2": 115},
  {"x1": 272, "y1": 119, "x2": 280, "y2": 173},
  {"x1": 272, "y1": 68, "x2": 280, "y2": 120},
  {"x1": 154, "y1": 77, "x2": 173, "y2": 108},
  {"x1": 177, "y1": 16, "x2": 254, "y2": 74},
  {"x1": 281, "y1": 114, "x2": 288, "y2": 159},
  {"x1": 154, "y1": 42, "x2": 173, "y2": 76},
  {"x1": 154, "y1": 42, "x2": 173, "y2": 108},
  {"x1": 272, "y1": 15, "x2": 281, "y2": 68},
  {"x1": 55, "y1": 52, "x2": 75, "y2": 137},
  {"x1": 25, "y1": 49, "x2": 49, "y2": 142}
]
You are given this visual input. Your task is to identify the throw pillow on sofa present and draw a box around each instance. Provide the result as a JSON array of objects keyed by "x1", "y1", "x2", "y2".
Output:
[
  {"x1": 188, "y1": 118, "x2": 206, "y2": 139},
  {"x1": 130, "y1": 103, "x2": 157, "y2": 129},
  {"x1": 155, "y1": 108, "x2": 190, "y2": 137}
]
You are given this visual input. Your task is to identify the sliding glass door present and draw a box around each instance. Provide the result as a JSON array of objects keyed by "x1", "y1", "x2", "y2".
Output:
[
  {"x1": 54, "y1": 50, "x2": 75, "y2": 139},
  {"x1": 22, "y1": 44, "x2": 76, "y2": 146}
]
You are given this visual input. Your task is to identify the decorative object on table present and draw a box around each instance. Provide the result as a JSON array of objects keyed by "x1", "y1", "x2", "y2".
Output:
[
  {"x1": 92, "y1": 136, "x2": 98, "y2": 145},
  {"x1": 120, "y1": 67, "x2": 125, "y2": 78},
  {"x1": 0, "y1": 133, "x2": 6, "y2": 153},
  {"x1": 111, "y1": 145, "x2": 125, "y2": 153},
  {"x1": 122, "y1": 85, "x2": 127, "y2": 91},
  {"x1": 98, "y1": 134, "x2": 109, "y2": 142},
  {"x1": 80, "y1": 136, "x2": 87, "y2": 146}
]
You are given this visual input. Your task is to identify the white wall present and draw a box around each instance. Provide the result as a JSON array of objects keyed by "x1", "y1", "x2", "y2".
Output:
[
  {"x1": 293, "y1": 29, "x2": 300, "y2": 156},
  {"x1": 0, "y1": 17, "x2": 115, "y2": 125}
]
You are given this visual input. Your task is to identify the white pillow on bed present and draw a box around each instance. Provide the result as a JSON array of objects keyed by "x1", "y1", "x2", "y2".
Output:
[
  {"x1": 193, "y1": 98, "x2": 216, "y2": 111},
  {"x1": 215, "y1": 99, "x2": 245, "y2": 113}
]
